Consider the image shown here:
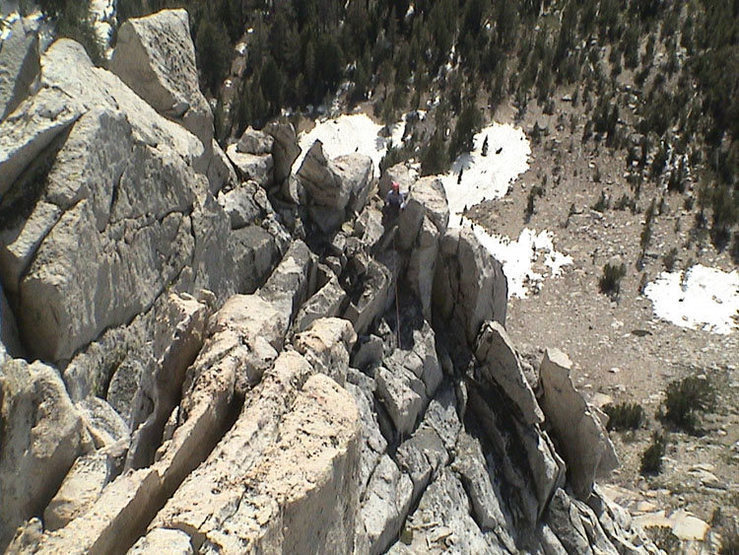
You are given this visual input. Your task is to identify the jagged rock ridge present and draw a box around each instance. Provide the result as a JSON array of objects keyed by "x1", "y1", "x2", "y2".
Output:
[{"x1": 0, "y1": 9, "x2": 657, "y2": 555}]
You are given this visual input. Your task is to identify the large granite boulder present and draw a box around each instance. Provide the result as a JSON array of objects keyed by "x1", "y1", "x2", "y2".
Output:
[
  {"x1": 475, "y1": 320, "x2": 544, "y2": 425},
  {"x1": 433, "y1": 227, "x2": 507, "y2": 346},
  {"x1": 0, "y1": 359, "x2": 93, "y2": 551},
  {"x1": 297, "y1": 140, "x2": 374, "y2": 233},
  {"x1": 110, "y1": 9, "x2": 213, "y2": 149},
  {"x1": 225, "y1": 143, "x2": 274, "y2": 187},
  {"x1": 265, "y1": 120, "x2": 301, "y2": 187},
  {"x1": 0, "y1": 15, "x2": 40, "y2": 121},
  {"x1": 151, "y1": 359, "x2": 361, "y2": 554},
  {"x1": 539, "y1": 349, "x2": 619, "y2": 499},
  {"x1": 359, "y1": 454, "x2": 414, "y2": 554},
  {"x1": 0, "y1": 39, "x2": 238, "y2": 365},
  {"x1": 294, "y1": 317, "x2": 356, "y2": 384},
  {"x1": 0, "y1": 86, "x2": 82, "y2": 199},
  {"x1": 19, "y1": 295, "x2": 246, "y2": 554}
]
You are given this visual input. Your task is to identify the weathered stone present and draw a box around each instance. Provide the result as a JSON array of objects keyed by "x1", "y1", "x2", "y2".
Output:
[
  {"x1": 399, "y1": 320, "x2": 443, "y2": 398},
  {"x1": 154, "y1": 371, "x2": 360, "y2": 554},
  {"x1": 539, "y1": 349, "x2": 619, "y2": 499},
  {"x1": 403, "y1": 176, "x2": 449, "y2": 238},
  {"x1": 217, "y1": 180, "x2": 265, "y2": 229},
  {"x1": 396, "y1": 426, "x2": 448, "y2": 505},
  {"x1": 129, "y1": 528, "x2": 194, "y2": 554},
  {"x1": 77, "y1": 396, "x2": 130, "y2": 449},
  {"x1": 44, "y1": 450, "x2": 117, "y2": 531},
  {"x1": 236, "y1": 126, "x2": 274, "y2": 154},
  {"x1": 591, "y1": 486, "x2": 658, "y2": 554},
  {"x1": 343, "y1": 258, "x2": 392, "y2": 336},
  {"x1": 0, "y1": 359, "x2": 92, "y2": 551},
  {"x1": 19, "y1": 199, "x2": 194, "y2": 363},
  {"x1": 206, "y1": 294, "x2": 285, "y2": 393},
  {"x1": 6, "y1": 518, "x2": 43, "y2": 552},
  {"x1": 351, "y1": 334, "x2": 385, "y2": 371},
  {"x1": 452, "y1": 431, "x2": 517, "y2": 552},
  {"x1": 206, "y1": 139, "x2": 237, "y2": 194},
  {"x1": 334, "y1": 153, "x2": 374, "y2": 215},
  {"x1": 298, "y1": 141, "x2": 374, "y2": 232},
  {"x1": 512, "y1": 419, "x2": 566, "y2": 518},
  {"x1": 540, "y1": 523, "x2": 569, "y2": 555},
  {"x1": 107, "y1": 355, "x2": 154, "y2": 428},
  {"x1": 297, "y1": 140, "x2": 343, "y2": 206},
  {"x1": 294, "y1": 274, "x2": 348, "y2": 332},
  {"x1": 1, "y1": 39, "x2": 237, "y2": 366},
  {"x1": 398, "y1": 469, "x2": 497, "y2": 553},
  {"x1": 24, "y1": 298, "x2": 241, "y2": 554},
  {"x1": 229, "y1": 225, "x2": 281, "y2": 294},
  {"x1": 467, "y1": 384, "x2": 541, "y2": 527},
  {"x1": 127, "y1": 294, "x2": 210, "y2": 469},
  {"x1": 0, "y1": 86, "x2": 82, "y2": 198},
  {"x1": 0, "y1": 16, "x2": 40, "y2": 121},
  {"x1": 345, "y1": 368, "x2": 387, "y2": 494},
  {"x1": 294, "y1": 317, "x2": 357, "y2": 384},
  {"x1": 422, "y1": 386, "x2": 462, "y2": 452},
  {"x1": 475, "y1": 320, "x2": 544, "y2": 425},
  {"x1": 110, "y1": 9, "x2": 213, "y2": 148},
  {"x1": 0, "y1": 201, "x2": 61, "y2": 296},
  {"x1": 264, "y1": 120, "x2": 300, "y2": 186},
  {"x1": 406, "y1": 217, "x2": 440, "y2": 319},
  {"x1": 375, "y1": 365, "x2": 424, "y2": 437},
  {"x1": 259, "y1": 239, "x2": 317, "y2": 322},
  {"x1": 225, "y1": 144, "x2": 274, "y2": 187},
  {"x1": 360, "y1": 455, "x2": 414, "y2": 555},
  {"x1": 547, "y1": 489, "x2": 620, "y2": 555},
  {"x1": 354, "y1": 205, "x2": 385, "y2": 250},
  {"x1": 433, "y1": 227, "x2": 507, "y2": 345}
]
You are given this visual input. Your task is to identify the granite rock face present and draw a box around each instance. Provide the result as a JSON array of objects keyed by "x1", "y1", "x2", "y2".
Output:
[
  {"x1": 0, "y1": 360, "x2": 92, "y2": 548},
  {"x1": 539, "y1": 349, "x2": 620, "y2": 499},
  {"x1": 110, "y1": 9, "x2": 213, "y2": 149},
  {"x1": 0, "y1": 9, "x2": 656, "y2": 555},
  {"x1": 0, "y1": 15, "x2": 40, "y2": 121}
]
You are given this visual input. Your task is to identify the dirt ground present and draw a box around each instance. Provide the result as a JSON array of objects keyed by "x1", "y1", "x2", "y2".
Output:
[{"x1": 469, "y1": 98, "x2": 738, "y2": 551}]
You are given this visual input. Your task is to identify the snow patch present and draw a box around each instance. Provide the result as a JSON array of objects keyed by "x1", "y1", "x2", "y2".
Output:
[
  {"x1": 293, "y1": 113, "x2": 392, "y2": 175},
  {"x1": 471, "y1": 226, "x2": 573, "y2": 298},
  {"x1": 441, "y1": 123, "x2": 531, "y2": 227},
  {"x1": 438, "y1": 123, "x2": 569, "y2": 297},
  {"x1": 644, "y1": 265, "x2": 739, "y2": 334}
]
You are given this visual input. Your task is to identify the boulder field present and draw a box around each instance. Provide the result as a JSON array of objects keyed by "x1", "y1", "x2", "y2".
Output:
[{"x1": 0, "y1": 9, "x2": 657, "y2": 554}]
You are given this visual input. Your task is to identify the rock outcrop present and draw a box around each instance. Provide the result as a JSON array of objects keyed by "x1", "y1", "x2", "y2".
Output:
[
  {"x1": 0, "y1": 14, "x2": 40, "y2": 121},
  {"x1": 0, "y1": 359, "x2": 93, "y2": 548},
  {"x1": 0, "y1": 9, "x2": 657, "y2": 555},
  {"x1": 110, "y1": 9, "x2": 213, "y2": 150},
  {"x1": 539, "y1": 349, "x2": 620, "y2": 499},
  {"x1": 297, "y1": 140, "x2": 374, "y2": 233}
]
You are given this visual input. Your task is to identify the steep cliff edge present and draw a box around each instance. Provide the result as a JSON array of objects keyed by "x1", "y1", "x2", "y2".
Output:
[{"x1": 0, "y1": 10, "x2": 657, "y2": 554}]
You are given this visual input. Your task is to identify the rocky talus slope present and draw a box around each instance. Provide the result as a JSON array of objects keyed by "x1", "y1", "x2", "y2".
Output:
[{"x1": 0, "y1": 10, "x2": 658, "y2": 554}]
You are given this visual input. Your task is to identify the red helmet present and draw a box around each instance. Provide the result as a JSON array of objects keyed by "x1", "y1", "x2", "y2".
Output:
[{"x1": 391, "y1": 181, "x2": 400, "y2": 191}]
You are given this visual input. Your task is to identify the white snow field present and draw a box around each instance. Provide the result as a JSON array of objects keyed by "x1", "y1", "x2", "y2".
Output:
[
  {"x1": 644, "y1": 265, "x2": 739, "y2": 334},
  {"x1": 293, "y1": 113, "x2": 399, "y2": 175},
  {"x1": 471, "y1": 226, "x2": 573, "y2": 298},
  {"x1": 439, "y1": 123, "x2": 531, "y2": 227}
]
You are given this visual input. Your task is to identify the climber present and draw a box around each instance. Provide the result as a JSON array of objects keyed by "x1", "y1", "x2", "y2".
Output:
[{"x1": 384, "y1": 181, "x2": 407, "y2": 213}]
